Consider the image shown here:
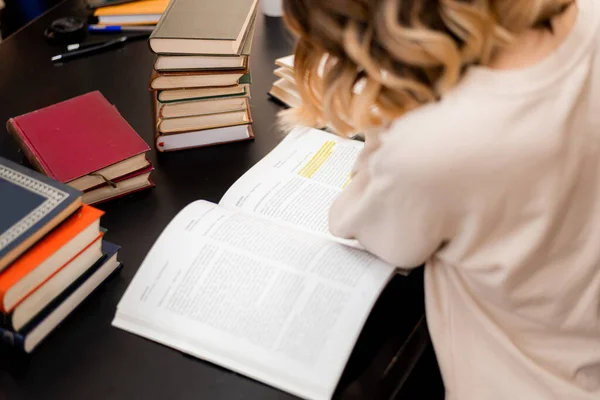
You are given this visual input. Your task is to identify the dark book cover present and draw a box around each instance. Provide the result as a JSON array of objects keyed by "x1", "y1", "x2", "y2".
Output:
[
  {"x1": 0, "y1": 242, "x2": 121, "y2": 352},
  {"x1": 0, "y1": 157, "x2": 82, "y2": 272}
]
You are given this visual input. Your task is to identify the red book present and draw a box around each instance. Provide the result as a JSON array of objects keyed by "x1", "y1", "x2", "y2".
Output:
[
  {"x1": 7, "y1": 91, "x2": 151, "y2": 192},
  {"x1": 83, "y1": 165, "x2": 155, "y2": 205}
]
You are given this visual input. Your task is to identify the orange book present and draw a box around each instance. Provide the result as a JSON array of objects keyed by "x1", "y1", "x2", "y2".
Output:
[
  {"x1": 94, "y1": 0, "x2": 169, "y2": 25},
  {"x1": 0, "y1": 205, "x2": 104, "y2": 313}
]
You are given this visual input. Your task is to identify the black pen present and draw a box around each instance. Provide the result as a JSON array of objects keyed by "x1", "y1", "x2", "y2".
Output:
[{"x1": 51, "y1": 36, "x2": 128, "y2": 62}]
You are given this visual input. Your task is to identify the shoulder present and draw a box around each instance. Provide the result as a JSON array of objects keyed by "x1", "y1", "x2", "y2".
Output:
[{"x1": 370, "y1": 95, "x2": 550, "y2": 189}]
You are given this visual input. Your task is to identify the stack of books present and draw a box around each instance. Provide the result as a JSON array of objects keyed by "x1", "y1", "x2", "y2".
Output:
[
  {"x1": 7, "y1": 91, "x2": 154, "y2": 205},
  {"x1": 92, "y1": 0, "x2": 170, "y2": 26},
  {"x1": 0, "y1": 157, "x2": 121, "y2": 353},
  {"x1": 268, "y1": 55, "x2": 300, "y2": 108},
  {"x1": 148, "y1": 0, "x2": 258, "y2": 152}
]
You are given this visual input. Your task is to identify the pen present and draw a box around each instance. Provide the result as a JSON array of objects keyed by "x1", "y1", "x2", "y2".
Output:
[
  {"x1": 51, "y1": 36, "x2": 128, "y2": 62},
  {"x1": 88, "y1": 25, "x2": 155, "y2": 33},
  {"x1": 67, "y1": 41, "x2": 107, "y2": 51}
]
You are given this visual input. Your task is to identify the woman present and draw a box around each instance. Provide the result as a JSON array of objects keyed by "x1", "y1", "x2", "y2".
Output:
[{"x1": 282, "y1": 1, "x2": 599, "y2": 399}]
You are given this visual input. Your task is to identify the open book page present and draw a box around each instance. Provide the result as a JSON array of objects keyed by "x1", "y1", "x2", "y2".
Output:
[
  {"x1": 113, "y1": 201, "x2": 395, "y2": 400},
  {"x1": 220, "y1": 127, "x2": 363, "y2": 246}
]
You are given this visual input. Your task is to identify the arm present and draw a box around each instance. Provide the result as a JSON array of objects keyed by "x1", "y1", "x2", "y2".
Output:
[{"x1": 329, "y1": 133, "x2": 458, "y2": 268}]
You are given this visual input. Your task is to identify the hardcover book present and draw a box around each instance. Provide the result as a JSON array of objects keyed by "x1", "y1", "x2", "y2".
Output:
[
  {"x1": 1, "y1": 235, "x2": 103, "y2": 331},
  {"x1": 153, "y1": 15, "x2": 257, "y2": 72},
  {"x1": 0, "y1": 241, "x2": 121, "y2": 353},
  {"x1": 0, "y1": 205, "x2": 104, "y2": 313},
  {"x1": 149, "y1": 0, "x2": 258, "y2": 55},
  {"x1": 7, "y1": 91, "x2": 151, "y2": 192},
  {"x1": 0, "y1": 157, "x2": 82, "y2": 272},
  {"x1": 150, "y1": 70, "x2": 251, "y2": 90}
]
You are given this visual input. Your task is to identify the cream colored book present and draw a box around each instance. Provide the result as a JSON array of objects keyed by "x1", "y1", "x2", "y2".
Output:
[
  {"x1": 158, "y1": 109, "x2": 251, "y2": 134},
  {"x1": 114, "y1": 127, "x2": 406, "y2": 400},
  {"x1": 275, "y1": 55, "x2": 294, "y2": 70},
  {"x1": 149, "y1": 0, "x2": 258, "y2": 55},
  {"x1": 159, "y1": 97, "x2": 249, "y2": 119},
  {"x1": 158, "y1": 84, "x2": 250, "y2": 103},
  {"x1": 150, "y1": 70, "x2": 250, "y2": 90},
  {"x1": 274, "y1": 67, "x2": 296, "y2": 84},
  {"x1": 269, "y1": 78, "x2": 301, "y2": 108},
  {"x1": 155, "y1": 55, "x2": 247, "y2": 72}
]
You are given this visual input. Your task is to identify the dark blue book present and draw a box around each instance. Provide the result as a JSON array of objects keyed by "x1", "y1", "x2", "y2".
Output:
[
  {"x1": 0, "y1": 157, "x2": 82, "y2": 272},
  {"x1": 0, "y1": 241, "x2": 121, "y2": 353}
]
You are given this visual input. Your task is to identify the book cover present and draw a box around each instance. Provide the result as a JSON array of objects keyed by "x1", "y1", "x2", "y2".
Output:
[
  {"x1": 239, "y1": 10, "x2": 257, "y2": 56},
  {"x1": 6, "y1": 91, "x2": 150, "y2": 185},
  {"x1": 150, "y1": 70, "x2": 251, "y2": 90},
  {"x1": 0, "y1": 241, "x2": 121, "y2": 353},
  {"x1": 0, "y1": 235, "x2": 103, "y2": 332},
  {"x1": 0, "y1": 205, "x2": 104, "y2": 313},
  {"x1": 158, "y1": 85, "x2": 250, "y2": 103},
  {"x1": 0, "y1": 157, "x2": 82, "y2": 272},
  {"x1": 150, "y1": 0, "x2": 257, "y2": 55},
  {"x1": 153, "y1": 14, "x2": 256, "y2": 72}
]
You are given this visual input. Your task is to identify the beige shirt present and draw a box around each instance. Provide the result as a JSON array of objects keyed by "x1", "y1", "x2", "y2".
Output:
[{"x1": 329, "y1": 1, "x2": 600, "y2": 399}]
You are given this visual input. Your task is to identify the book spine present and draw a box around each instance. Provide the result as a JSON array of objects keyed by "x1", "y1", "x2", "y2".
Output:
[
  {"x1": 0, "y1": 312, "x2": 13, "y2": 330},
  {"x1": 5, "y1": 119, "x2": 52, "y2": 177},
  {"x1": 148, "y1": 0, "x2": 178, "y2": 46},
  {"x1": 151, "y1": 91, "x2": 166, "y2": 153},
  {"x1": 0, "y1": 327, "x2": 25, "y2": 351}
]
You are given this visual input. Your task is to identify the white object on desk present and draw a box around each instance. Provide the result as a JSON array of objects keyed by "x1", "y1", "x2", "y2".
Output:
[{"x1": 261, "y1": 0, "x2": 282, "y2": 17}]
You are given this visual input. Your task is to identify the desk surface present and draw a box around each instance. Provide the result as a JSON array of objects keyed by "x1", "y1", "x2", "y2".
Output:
[{"x1": 0, "y1": 2, "x2": 426, "y2": 399}]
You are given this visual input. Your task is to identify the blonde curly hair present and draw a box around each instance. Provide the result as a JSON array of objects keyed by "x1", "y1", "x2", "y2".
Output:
[{"x1": 282, "y1": 0, "x2": 573, "y2": 136}]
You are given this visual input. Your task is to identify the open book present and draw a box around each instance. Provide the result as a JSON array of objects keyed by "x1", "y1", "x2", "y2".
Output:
[{"x1": 113, "y1": 128, "x2": 402, "y2": 400}]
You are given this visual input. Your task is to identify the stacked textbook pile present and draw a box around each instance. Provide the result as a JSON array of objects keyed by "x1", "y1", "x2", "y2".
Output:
[
  {"x1": 0, "y1": 157, "x2": 121, "y2": 353},
  {"x1": 148, "y1": 0, "x2": 258, "y2": 152}
]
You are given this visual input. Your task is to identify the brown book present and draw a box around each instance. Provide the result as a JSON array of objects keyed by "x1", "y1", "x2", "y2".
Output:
[
  {"x1": 150, "y1": 69, "x2": 251, "y2": 90},
  {"x1": 151, "y1": 92, "x2": 254, "y2": 152},
  {"x1": 158, "y1": 109, "x2": 252, "y2": 134},
  {"x1": 158, "y1": 84, "x2": 250, "y2": 103},
  {"x1": 159, "y1": 97, "x2": 249, "y2": 119},
  {"x1": 153, "y1": 15, "x2": 256, "y2": 72},
  {"x1": 155, "y1": 54, "x2": 248, "y2": 72},
  {"x1": 149, "y1": 0, "x2": 258, "y2": 55}
]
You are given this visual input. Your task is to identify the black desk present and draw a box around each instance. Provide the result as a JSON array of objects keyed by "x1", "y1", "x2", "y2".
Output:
[{"x1": 0, "y1": 1, "x2": 431, "y2": 399}]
